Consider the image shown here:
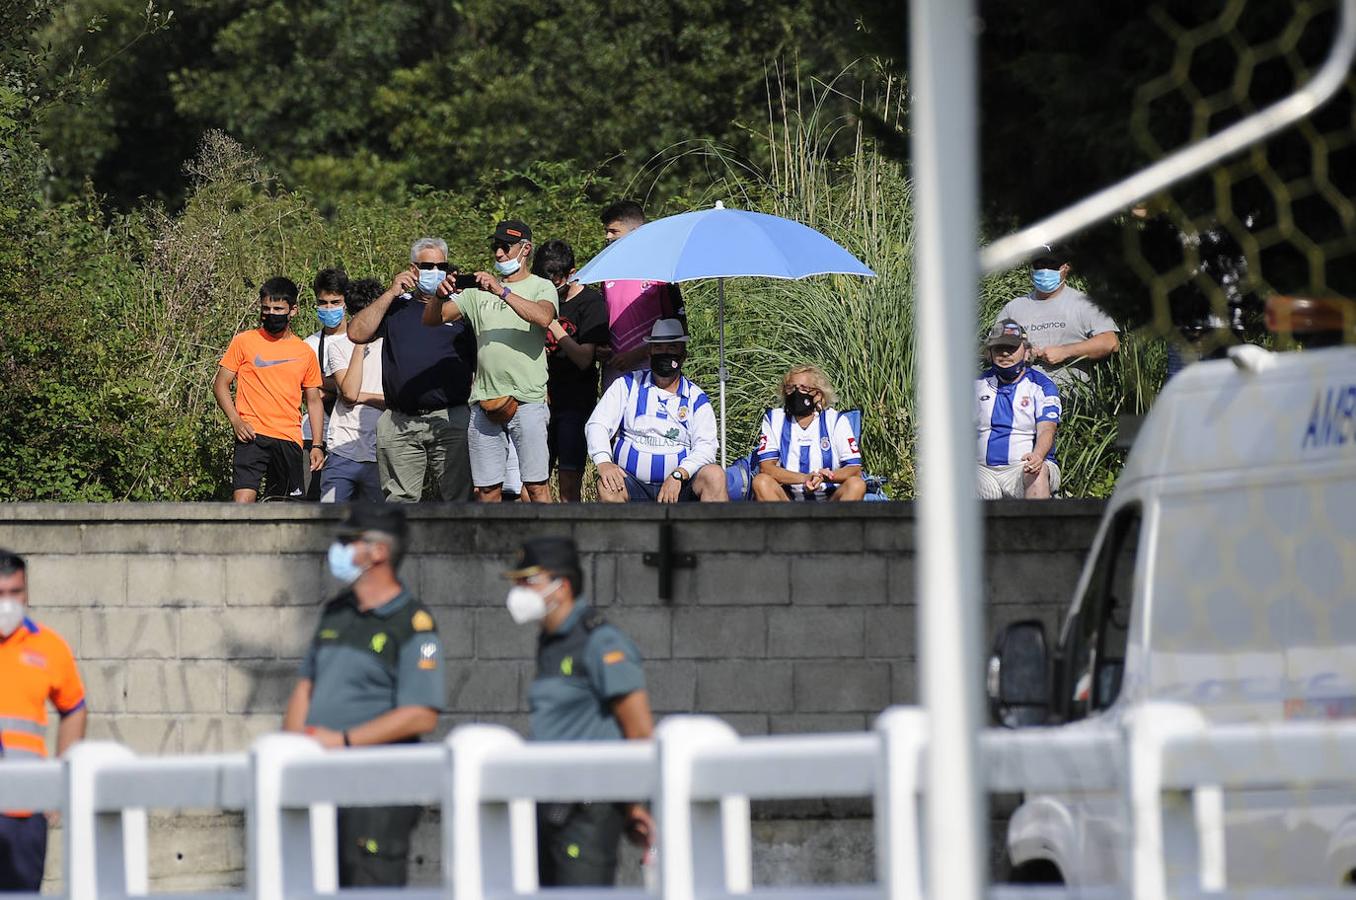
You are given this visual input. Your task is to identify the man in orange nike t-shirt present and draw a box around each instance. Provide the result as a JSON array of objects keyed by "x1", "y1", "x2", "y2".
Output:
[
  {"x1": 0, "y1": 550, "x2": 87, "y2": 892},
  {"x1": 213, "y1": 277, "x2": 327, "y2": 502}
]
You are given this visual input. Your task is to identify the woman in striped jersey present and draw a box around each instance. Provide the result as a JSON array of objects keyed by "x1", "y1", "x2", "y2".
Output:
[{"x1": 751, "y1": 365, "x2": 866, "y2": 502}]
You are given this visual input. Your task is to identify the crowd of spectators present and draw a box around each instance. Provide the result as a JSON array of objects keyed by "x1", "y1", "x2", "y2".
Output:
[{"x1": 213, "y1": 215, "x2": 1120, "y2": 505}]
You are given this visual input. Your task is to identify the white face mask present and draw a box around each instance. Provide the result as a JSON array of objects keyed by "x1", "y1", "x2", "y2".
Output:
[
  {"x1": 506, "y1": 580, "x2": 562, "y2": 625},
  {"x1": 0, "y1": 599, "x2": 26, "y2": 637}
]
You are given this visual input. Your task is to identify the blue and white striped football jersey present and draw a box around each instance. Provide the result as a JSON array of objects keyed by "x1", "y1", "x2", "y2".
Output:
[
  {"x1": 756, "y1": 408, "x2": 862, "y2": 497},
  {"x1": 585, "y1": 371, "x2": 719, "y2": 484},
  {"x1": 974, "y1": 367, "x2": 1061, "y2": 466}
]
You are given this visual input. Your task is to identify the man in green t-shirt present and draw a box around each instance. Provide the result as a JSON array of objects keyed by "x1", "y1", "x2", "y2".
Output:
[{"x1": 422, "y1": 220, "x2": 558, "y2": 502}]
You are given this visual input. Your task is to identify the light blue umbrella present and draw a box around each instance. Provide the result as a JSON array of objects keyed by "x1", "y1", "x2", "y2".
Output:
[{"x1": 574, "y1": 201, "x2": 876, "y2": 465}]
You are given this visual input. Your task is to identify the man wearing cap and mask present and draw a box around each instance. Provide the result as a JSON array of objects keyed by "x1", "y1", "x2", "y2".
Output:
[
  {"x1": 584, "y1": 318, "x2": 727, "y2": 502},
  {"x1": 993, "y1": 244, "x2": 1119, "y2": 385},
  {"x1": 503, "y1": 537, "x2": 655, "y2": 886},
  {"x1": 975, "y1": 319, "x2": 1062, "y2": 499},
  {"x1": 346, "y1": 237, "x2": 476, "y2": 502},
  {"x1": 283, "y1": 505, "x2": 443, "y2": 886},
  {"x1": 0, "y1": 550, "x2": 87, "y2": 892},
  {"x1": 422, "y1": 220, "x2": 559, "y2": 504}
]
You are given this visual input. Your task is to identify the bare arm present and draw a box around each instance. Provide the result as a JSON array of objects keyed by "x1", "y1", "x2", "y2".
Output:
[
  {"x1": 213, "y1": 366, "x2": 255, "y2": 442},
  {"x1": 423, "y1": 291, "x2": 463, "y2": 325},
  {"x1": 347, "y1": 706, "x2": 439, "y2": 746},
  {"x1": 548, "y1": 321, "x2": 598, "y2": 370},
  {"x1": 611, "y1": 690, "x2": 654, "y2": 740},
  {"x1": 1026, "y1": 421, "x2": 1057, "y2": 466},
  {"x1": 56, "y1": 706, "x2": 87, "y2": 756},
  {"x1": 758, "y1": 458, "x2": 815, "y2": 486},
  {"x1": 304, "y1": 387, "x2": 326, "y2": 470},
  {"x1": 283, "y1": 680, "x2": 312, "y2": 732},
  {"x1": 1038, "y1": 331, "x2": 1119, "y2": 366},
  {"x1": 822, "y1": 463, "x2": 863, "y2": 484},
  {"x1": 350, "y1": 270, "x2": 415, "y2": 343}
]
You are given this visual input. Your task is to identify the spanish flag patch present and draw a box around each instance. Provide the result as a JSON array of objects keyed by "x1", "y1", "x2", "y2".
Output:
[{"x1": 603, "y1": 650, "x2": 626, "y2": 665}]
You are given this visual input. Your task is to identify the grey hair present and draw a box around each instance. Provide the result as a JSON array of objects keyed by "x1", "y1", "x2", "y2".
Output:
[{"x1": 409, "y1": 237, "x2": 448, "y2": 263}]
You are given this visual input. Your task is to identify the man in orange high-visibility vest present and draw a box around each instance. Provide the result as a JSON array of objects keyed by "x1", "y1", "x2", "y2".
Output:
[{"x1": 0, "y1": 549, "x2": 87, "y2": 892}]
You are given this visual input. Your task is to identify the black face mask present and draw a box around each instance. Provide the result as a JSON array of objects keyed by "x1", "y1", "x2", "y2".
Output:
[
  {"x1": 261, "y1": 312, "x2": 290, "y2": 335},
  {"x1": 784, "y1": 389, "x2": 816, "y2": 418},
  {"x1": 650, "y1": 353, "x2": 682, "y2": 379}
]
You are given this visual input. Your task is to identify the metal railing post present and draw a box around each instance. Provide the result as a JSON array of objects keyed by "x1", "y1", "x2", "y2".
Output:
[
  {"x1": 655, "y1": 716, "x2": 752, "y2": 900},
  {"x1": 909, "y1": 0, "x2": 988, "y2": 897},
  {"x1": 248, "y1": 733, "x2": 336, "y2": 900},
  {"x1": 64, "y1": 742, "x2": 149, "y2": 900},
  {"x1": 444, "y1": 725, "x2": 537, "y2": 900},
  {"x1": 874, "y1": 708, "x2": 928, "y2": 900}
]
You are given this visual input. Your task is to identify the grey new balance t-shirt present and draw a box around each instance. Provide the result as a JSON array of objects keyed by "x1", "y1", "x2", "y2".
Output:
[{"x1": 996, "y1": 286, "x2": 1118, "y2": 385}]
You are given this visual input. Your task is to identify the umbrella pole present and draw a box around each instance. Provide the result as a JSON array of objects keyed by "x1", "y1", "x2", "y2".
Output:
[{"x1": 718, "y1": 277, "x2": 727, "y2": 468}]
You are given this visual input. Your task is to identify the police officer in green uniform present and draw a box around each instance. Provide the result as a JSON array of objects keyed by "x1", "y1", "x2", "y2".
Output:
[
  {"x1": 503, "y1": 537, "x2": 656, "y2": 886},
  {"x1": 283, "y1": 505, "x2": 444, "y2": 886}
]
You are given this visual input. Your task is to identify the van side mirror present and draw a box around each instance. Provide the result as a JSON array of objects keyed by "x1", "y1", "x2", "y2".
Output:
[{"x1": 987, "y1": 620, "x2": 1050, "y2": 728}]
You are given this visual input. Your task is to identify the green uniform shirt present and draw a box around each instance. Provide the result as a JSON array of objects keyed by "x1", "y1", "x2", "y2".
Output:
[
  {"x1": 456, "y1": 274, "x2": 559, "y2": 404},
  {"x1": 529, "y1": 602, "x2": 645, "y2": 742},
  {"x1": 299, "y1": 588, "x2": 445, "y2": 733}
]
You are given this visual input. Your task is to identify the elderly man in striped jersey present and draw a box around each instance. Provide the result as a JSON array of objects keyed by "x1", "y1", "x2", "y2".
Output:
[
  {"x1": 975, "y1": 319, "x2": 1062, "y2": 499},
  {"x1": 585, "y1": 319, "x2": 727, "y2": 502}
]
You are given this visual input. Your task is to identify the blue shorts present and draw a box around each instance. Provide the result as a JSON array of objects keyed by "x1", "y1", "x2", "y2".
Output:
[
  {"x1": 0, "y1": 814, "x2": 47, "y2": 891},
  {"x1": 319, "y1": 452, "x2": 383, "y2": 503},
  {"x1": 623, "y1": 469, "x2": 698, "y2": 502}
]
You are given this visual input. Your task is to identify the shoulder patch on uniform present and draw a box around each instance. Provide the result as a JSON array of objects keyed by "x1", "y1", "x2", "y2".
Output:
[
  {"x1": 370, "y1": 633, "x2": 388, "y2": 654},
  {"x1": 603, "y1": 650, "x2": 627, "y2": 665},
  {"x1": 412, "y1": 610, "x2": 434, "y2": 632}
]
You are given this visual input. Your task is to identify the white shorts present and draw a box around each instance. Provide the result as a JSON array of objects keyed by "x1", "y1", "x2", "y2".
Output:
[
  {"x1": 977, "y1": 460, "x2": 1060, "y2": 499},
  {"x1": 468, "y1": 401, "x2": 550, "y2": 487}
]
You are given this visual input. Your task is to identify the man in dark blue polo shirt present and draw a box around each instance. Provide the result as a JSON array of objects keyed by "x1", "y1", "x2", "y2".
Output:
[
  {"x1": 503, "y1": 537, "x2": 656, "y2": 886},
  {"x1": 347, "y1": 236, "x2": 476, "y2": 501},
  {"x1": 283, "y1": 505, "x2": 444, "y2": 886}
]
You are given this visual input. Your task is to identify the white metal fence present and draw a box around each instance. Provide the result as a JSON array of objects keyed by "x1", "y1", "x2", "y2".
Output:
[{"x1": 5, "y1": 702, "x2": 1356, "y2": 900}]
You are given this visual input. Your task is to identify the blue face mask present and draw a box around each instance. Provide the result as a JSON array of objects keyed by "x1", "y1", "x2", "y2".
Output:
[
  {"x1": 417, "y1": 268, "x2": 445, "y2": 296},
  {"x1": 317, "y1": 306, "x2": 344, "y2": 328},
  {"x1": 327, "y1": 541, "x2": 365, "y2": 585},
  {"x1": 494, "y1": 257, "x2": 521, "y2": 277},
  {"x1": 1032, "y1": 268, "x2": 1063, "y2": 293}
]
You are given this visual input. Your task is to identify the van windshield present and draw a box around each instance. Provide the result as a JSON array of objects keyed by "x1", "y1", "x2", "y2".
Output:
[
  {"x1": 1064, "y1": 505, "x2": 1140, "y2": 720},
  {"x1": 1147, "y1": 477, "x2": 1356, "y2": 719}
]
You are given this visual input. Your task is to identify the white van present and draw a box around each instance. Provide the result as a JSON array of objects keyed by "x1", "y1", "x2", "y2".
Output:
[{"x1": 988, "y1": 337, "x2": 1356, "y2": 889}]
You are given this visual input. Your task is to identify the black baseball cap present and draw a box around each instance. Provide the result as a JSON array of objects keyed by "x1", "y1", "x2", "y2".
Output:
[
  {"x1": 336, "y1": 503, "x2": 408, "y2": 542},
  {"x1": 491, "y1": 220, "x2": 532, "y2": 244},
  {"x1": 1031, "y1": 243, "x2": 1067, "y2": 270},
  {"x1": 985, "y1": 318, "x2": 1029, "y2": 350},
  {"x1": 503, "y1": 536, "x2": 580, "y2": 581}
]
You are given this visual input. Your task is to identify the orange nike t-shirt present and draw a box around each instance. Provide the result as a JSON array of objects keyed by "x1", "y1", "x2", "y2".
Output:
[{"x1": 220, "y1": 328, "x2": 322, "y2": 445}]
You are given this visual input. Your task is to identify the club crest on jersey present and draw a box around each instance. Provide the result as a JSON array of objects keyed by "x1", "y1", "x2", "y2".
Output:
[
  {"x1": 677, "y1": 406, "x2": 687, "y2": 421},
  {"x1": 1020, "y1": 397, "x2": 1030, "y2": 408},
  {"x1": 820, "y1": 437, "x2": 831, "y2": 451}
]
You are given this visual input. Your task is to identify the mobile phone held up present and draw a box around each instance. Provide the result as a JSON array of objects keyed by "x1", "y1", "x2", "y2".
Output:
[{"x1": 453, "y1": 273, "x2": 479, "y2": 290}]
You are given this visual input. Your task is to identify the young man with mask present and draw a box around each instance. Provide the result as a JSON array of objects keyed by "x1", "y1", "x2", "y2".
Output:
[
  {"x1": 993, "y1": 244, "x2": 1120, "y2": 386},
  {"x1": 502, "y1": 537, "x2": 655, "y2": 886},
  {"x1": 975, "y1": 319, "x2": 1062, "y2": 499},
  {"x1": 214, "y1": 277, "x2": 327, "y2": 502},
  {"x1": 347, "y1": 237, "x2": 476, "y2": 502},
  {"x1": 752, "y1": 364, "x2": 867, "y2": 502},
  {"x1": 584, "y1": 319, "x2": 727, "y2": 503},
  {"x1": 598, "y1": 200, "x2": 685, "y2": 390},
  {"x1": 283, "y1": 505, "x2": 443, "y2": 886},
  {"x1": 0, "y1": 550, "x2": 87, "y2": 892},
  {"x1": 534, "y1": 239, "x2": 609, "y2": 502},
  {"x1": 319, "y1": 278, "x2": 387, "y2": 503},
  {"x1": 422, "y1": 220, "x2": 558, "y2": 504},
  {"x1": 302, "y1": 267, "x2": 349, "y2": 500}
]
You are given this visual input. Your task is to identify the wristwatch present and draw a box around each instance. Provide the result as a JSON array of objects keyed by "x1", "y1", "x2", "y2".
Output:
[
  {"x1": 499, "y1": 285, "x2": 512, "y2": 300},
  {"x1": 671, "y1": 469, "x2": 688, "y2": 482}
]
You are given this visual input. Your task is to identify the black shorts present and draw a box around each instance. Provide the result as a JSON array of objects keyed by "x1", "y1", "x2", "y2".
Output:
[
  {"x1": 233, "y1": 435, "x2": 303, "y2": 498},
  {"x1": 547, "y1": 408, "x2": 590, "y2": 473},
  {"x1": 623, "y1": 469, "x2": 698, "y2": 502}
]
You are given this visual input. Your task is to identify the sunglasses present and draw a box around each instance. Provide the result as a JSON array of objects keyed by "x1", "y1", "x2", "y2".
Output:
[
  {"x1": 415, "y1": 261, "x2": 448, "y2": 271},
  {"x1": 491, "y1": 239, "x2": 522, "y2": 253}
]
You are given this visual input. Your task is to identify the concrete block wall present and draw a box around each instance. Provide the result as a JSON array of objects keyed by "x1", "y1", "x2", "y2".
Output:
[{"x1": 0, "y1": 500, "x2": 1106, "y2": 887}]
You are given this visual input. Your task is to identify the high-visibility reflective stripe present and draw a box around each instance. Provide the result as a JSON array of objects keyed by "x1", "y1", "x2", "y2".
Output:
[
  {"x1": 0, "y1": 717, "x2": 44, "y2": 735},
  {"x1": 0, "y1": 746, "x2": 43, "y2": 760}
]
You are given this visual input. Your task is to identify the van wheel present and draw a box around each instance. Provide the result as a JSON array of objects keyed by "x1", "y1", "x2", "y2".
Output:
[{"x1": 1010, "y1": 860, "x2": 1064, "y2": 884}]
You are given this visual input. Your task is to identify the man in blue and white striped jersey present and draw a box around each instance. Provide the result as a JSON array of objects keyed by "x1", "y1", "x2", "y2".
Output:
[
  {"x1": 975, "y1": 319, "x2": 1061, "y2": 499},
  {"x1": 585, "y1": 319, "x2": 727, "y2": 502}
]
